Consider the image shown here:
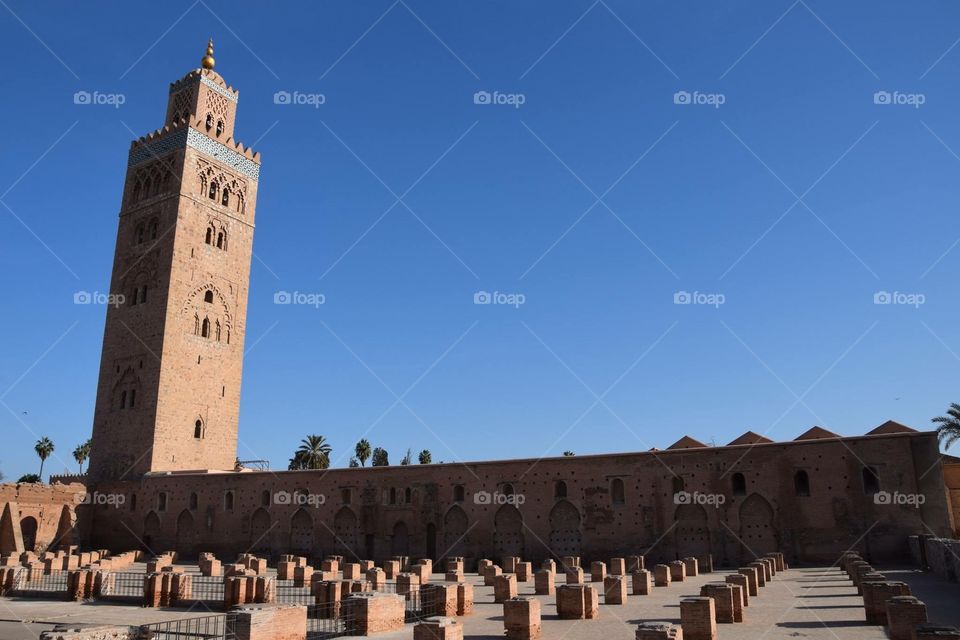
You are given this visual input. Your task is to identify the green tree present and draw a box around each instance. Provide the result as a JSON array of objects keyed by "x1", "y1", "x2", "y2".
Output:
[
  {"x1": 933, "y1": 402, "x2": 960, "y2": 449},
  {"x1": 372, "y1": 447, "x2": 389, "y2": 467},
  {"x1": 563, "y1": 451, "x2": 575, "y2": 457},
  {"x1": 418, "y1": 449, "x2": 432, "y2": 464},
  {"x1": 18, "y1": 473, "x2": 40, "y2": 483},
  {"x1": 292, "y1": 435, "x2": 332, "y2": 470},
  {"x1": 73, "y1": 438, "x2": 92, "y2": 474},
  {"x1": 348, "y1": 457, "x2": 359, "y2": 468},
  {"x1": 355, "y1": 439, "x2": 372, "y2": 467},
  {"x1": 34, "y1": 437, "x2": 54, "y2": 480}
]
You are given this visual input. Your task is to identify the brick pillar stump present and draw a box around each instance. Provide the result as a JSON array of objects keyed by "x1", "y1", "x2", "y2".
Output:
[
  {"x1": 747, "y1": 562, "x2": 766, "y2": 587},
  {"x1": 627, "y1": 556, "x2": 645, "y2": 572},
  {"x1": 682, "y1": 558, "x2": 699, "y2": 577},
  {"x1": 397, "y1": 573, "x2": 421, "y2": 599},
  {"x1": 231, "y1": 603, "x2": 306, "y2": 640},
  {"x1": 504, "y1": 597, "x2": 541, "y2": 640},
  {"x1": 632, "y1": 570, "x2": 653, "y2": 596},
  {"x1": 862, "y1": 581, "x2": 911, "y2": 625},
  {"x1": 737, "y1": 567, "x2": 758, "y2": 597},
  {"x1": 669, "y1": 561, "x2": 687, "y2": 582},
  {"x1": 423, "y1": 582, "x2": 459, "y2": 617},
  {"x1": 494, "y1": 574, "x2": 518, "y2": 603},
  {"x1": 635, "y1": 622, "x2": 683, "y2": 640},
  {"x1": 414, "y1": 617, "x2": 463, "y2": 640},
  {"x1": 344, "y1": 592, "x2": 405, "y2": 635},
  {"x1": 603, "y1": 575, "x2": 628, "y2": 604},
  {"x1": 609, "y1": 558, "x2": 626, "y2": 575},
  {"x1": 484, "y1": 565, "x2": 503, "y2": 586},
  {"x1": 591, "y1": 561, "x2": 607, "y2": 582},
  {"x1": 366, "y1": 568, "x2": 386, "y2": 590},
  {"x1": 913, "y1": 624, "x2": 960, "y2": 639},
  {"x1": 654, "y1": 564, "x2": 671, "y2": 587},
  {"x1": 759, "y1": 559, "x2": 773, "y2": 582},
  {"x1": 276, "y1": 561, "x2": 295, "y2": 581},
  {"x1": 886, "y1": 596, "x2": 927, "y2": 640},
  {"x1": 457, "y1": 582, "x2": 473, "y2": 616},
  {"x1": 680, "y1": 597, "x2": 716, "y2": 640},
  {"x1": 478, "y1": 559, "x2": 493, "y2": 575},
  {"x1": 698, "y1": 555, "x2": 713, "y2": 573},
  {"x1": 700, "y1": 583, "x2": 737, "y2": 623},
  {"x1": 561, "y1": 556, "x2": 579, "y2": 571},
  {"x1": 342, "y1": 563, "x2": 361, "y2": 580},
  {"x1": 535, "y1": 570, "x2": 555, "y2": 596},
  {"x1": 566, "y1": 567, "x2": 584, "y2": 584},
  {"x1": 446, "y1": 558, "x2": 464, "y2": 574},
  {"x1": 313, "y1": 580, "x2": 342, "y2": 618},
  {"x1": 384, "y1": 560, "x2": 400, "y2": 579},
  {"x1": 542, "y1": 559, "x2": 557, "y2": 573},
  {"x1": 503, "y1": 557, "x2": 520, "y2": 574},
  {"x1": 445, "y1": 570, "x2": 464, "y2": 582},
  {"x1": 516, "y1": 562, "x2": 533, "y2": 582},
  {"x1": 143, "y1": 573, "x2": 164, "y2": 608},
  {"x1": 556, "y1": 584, "x2": 599, "y2": 620},
  {"x1": 725, "y1": 574, "x2": 749, "y2": 607}
]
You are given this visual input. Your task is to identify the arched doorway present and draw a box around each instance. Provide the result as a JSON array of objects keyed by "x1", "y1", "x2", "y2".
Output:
[
  {"x1": 739, "y1": 494, "x2": 778, "y2": 560},
  {"x1": 175, "y1": 510, "x2": 197, "y2": 557},
  {"x1": 494, "y1": 504, "x2": 524, "y2": 562},
  {"x1": 334, "y1": 507, "x2": 359, "y2": 560},
  {"x1": 143, "y1": 511, "x2": 161, "y2": 553},
  {"x1": 443, "y1": 505, "x2": 468, "y2": 557},
  {"x1": 391, "y1": 521, "x2": 410, "y2": 557},
  {"x1": 19, "y1": 516, "x2": 38, "y2": 552},
  {"x1": 426, "y1": 523, "x2": 437, "y2": 560},
  {"x1": 289, "y1": 509, "x2": 314, "y2": 555},
  {"x1": 549, "y1": 500, "x2": 581, "y2": 558},
  {"x1": 54, "y1": 505, "x2": 73, "y2": 550},
  {"x1": 674, "y1": 504, "x2": 710, "y2": 558},
  {"x1": 250, "y1": 508, "x2": 272, "y2": 552}
]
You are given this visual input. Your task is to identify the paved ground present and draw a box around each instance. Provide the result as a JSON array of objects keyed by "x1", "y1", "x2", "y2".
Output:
[{"x1": 2, "y1": 564, "x2": 959, "y2": 639}]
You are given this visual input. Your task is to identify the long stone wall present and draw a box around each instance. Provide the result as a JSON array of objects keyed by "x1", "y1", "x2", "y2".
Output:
[
  {"x1": 81, "y1": 431, "x2": 950, "y2": 566},
  {"x1": 0, "y1": 482, "x2": 86, "y2": 555}
]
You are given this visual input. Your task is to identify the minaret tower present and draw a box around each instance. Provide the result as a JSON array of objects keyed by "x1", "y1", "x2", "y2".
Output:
[{"x1": 87, "y1": 41, "x2": 261, "y2": 482}]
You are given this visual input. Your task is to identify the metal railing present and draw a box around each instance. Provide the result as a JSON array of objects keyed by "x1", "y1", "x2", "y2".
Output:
[
  {"x1": 276, "y1": 579, "x2": 314, "y2": 605},
  {"x1": 307, "y1": 603, "x2": 357, "y2": 640},
  {"x1": 140, "y1": 613, "x2": 236, "y2": 640},
  {"x1": 9, "y1": 569, "x2": 68, "y2": 597},
  {"x1": 183, "y1": 575, "x2": 226, "y2": 605},
  {"x1": 98, "y1": 571, "x2": 144, "y2": 600}
]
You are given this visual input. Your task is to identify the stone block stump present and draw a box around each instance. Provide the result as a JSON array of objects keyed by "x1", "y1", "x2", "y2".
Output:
[
  {"x1": 344, "y1": 593, "x2": 405, "y2": 635},
  {"x1": 682, "y1": 557, "x2": 699, "y2": 577},
  {"x1": 632, "y1": 570, "x2": 652, "y2": 595},
  {"x1": 484, "y1": 564, "x2": 502, "y2": 586},
  {"x1": 414, "y1": 617, "x2": 463, "y2": 640},
  {"x1": 603, "y1": 575, "x2": 627, "y2": 604},
  {"x1": 566, "y1": 567, "x2": 584, "y2": 584},
  {"x1": 591, "y1": 561, "x2": 607, "y2": 582},
  {"x1": 700, "y1": 583, "x2": 738, "y2": 624},
  {"x1": 680, "y1": 597, "x2": 716, "y2": 640},
  {"x1": 725, "y1": 574, "x2": 749, "y2": 607},
  {"x1": 494, "y1": 573, "x2": 518, "y2": 603},
  {"x1": 654, "y1": 565, "x2": 671, "y2": 587},
  {"x1": 635, "y1": 623, "x2": 684, "y2": 640},
  {"x1": 556, "y1": 584, "x2": 599, "y2": 620},
  {"x1": 535, "y1": 570, "x2": 555, "y2": 596},
  {"x1": 516, "y1": 562, "x2": 533, "y2": 582},
  {"x1": 669, "y1": 561, "x2": 687, "y2": 582},
  {"x1": 885, "y1": 596, "x2": 927, "y2": 640},
  {"x1": 504, "y1": 597, "x2": 541, "y2": 640}
]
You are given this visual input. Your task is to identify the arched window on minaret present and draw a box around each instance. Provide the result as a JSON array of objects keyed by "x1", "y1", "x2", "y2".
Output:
[
  {"x1": 217, "y1": 230, "x2": 225, "y2": 249},
  {"x1": 215, "y1": 320, "x2": 221, "y2": 342},
  {"x1": 144, "y1": 177, "x2": 152, "y2": 198},
  {"x1": 205, "y1": 114, "x2": 214, "y2": 131},
  {"x1": 216, "y1": 120, "x2": 224, "y2": 137},
  {"x1": 205, "y1": 226, "x2": 213, "y2": 245},
  {"x1": 208, "y1": 181, "x2": 218, "y2": 200},
  {"x1": 204, "y1": 290, "x2": 214, "y2": 304},
  {"x1": 221, "y1": 189, "x2": 230, "y2": 207},
  {"x1": 201, "y1": 317, "x2": 210, "y2": 338}
]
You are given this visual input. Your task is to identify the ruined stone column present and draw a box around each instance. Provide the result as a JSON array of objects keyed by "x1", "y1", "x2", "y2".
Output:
[
  {"x1": 631, "y1": 570, "x2": 652, "y2": 596},
  {"x1": 681, "y1": 597, "x2": 716, "y2": 640},
  {"x1": 603, "y1": 575, "x2": 627, "y2": 604},
  {"x1": 504, "y1": 597, "x2": 541, "y2": 640},
  {"x1": 535, "y1": 570, "x2": 555, "y2": 596}
]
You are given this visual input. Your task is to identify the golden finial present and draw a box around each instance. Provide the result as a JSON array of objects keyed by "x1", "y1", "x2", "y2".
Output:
[{"x1": 201, "y1": 38, "x2": 215, "y2": 70}]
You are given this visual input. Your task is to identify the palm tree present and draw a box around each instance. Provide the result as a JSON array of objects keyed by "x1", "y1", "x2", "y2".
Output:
[
  {"x1": 563, "y1": 451, "x2": 575, "y2": 457},
  {"x1": 372, "y1": 447, "x2": 389, "y2": 467},
  {"x1": 418, "y1": 449, "x2": 432, "y2": 464},
  {"x1": 294, "y1": 435, "x2": 332, "y2": 470},
  {"x1": 933, "y1": 402, "x2": 960, "y2": 449},
  {"x1": 72, "y1": 438, "x2": 92, "y2": 474},
  {"x1": 34, "y1": 437, "x2": 54, "y2": 480},
  {"x1": 355, "y1": 439, "x2": 372, "y2": 467}
]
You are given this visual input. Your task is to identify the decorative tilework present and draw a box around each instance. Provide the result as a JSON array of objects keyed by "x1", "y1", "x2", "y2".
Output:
[
  {"x1": 169, "y1": 74, "x2": 238, "y2": 104},
  {"x1": 129, "y1": 128, "x2": 259, "y2": 181}
]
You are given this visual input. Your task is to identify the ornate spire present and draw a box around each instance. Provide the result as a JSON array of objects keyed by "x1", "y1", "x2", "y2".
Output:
[{"x1": 201, "y1": 38, "x2": 215, "y2": 70}]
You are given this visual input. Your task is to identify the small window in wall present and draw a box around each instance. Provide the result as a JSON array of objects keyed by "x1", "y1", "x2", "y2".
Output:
[
  {"x1": 794, "y1": 470, "x2": 811, "y2": 497},
  {"x1": 261, "y1": 490, "x2": 271, "y2": 507},
  {"x1": 128, "y1": 389, "x2": 136, "y2": 408},
  {"x1": 194, "y1": 419, "x2": 203, "y2": 439},
  {"x1": 389, "y1": 488, "x2": 396, "y2": 505},
  {"x1": 555, "y1": 480, "x2": 567, "y2": 499},
  {"x1": 189, "y1": 493, "x2": 198, "y2": 510},
  {"x1": 342, "y1": 488, "x2": 351, "y2": 505},
  {"x1": 404, "y1": 487, "x2": 411, "y2": 503},
  {"x1": 672, "y1": 476, "x2": 685, "y2": 495},
  {"x1": 862, "y1": 466, "x2": 880, "y2": 496},
  {"x1": 201, "y1": 318, "x2": 210, "y2": 338},
  {"x1": 611, "y1": 478, "x2": 625, "y2": 505},
  {"x1": 224, "y1": 491, "x2": 234, "y2": 511},
  {"x1": 731, "y1": 473, "x2": 746, "y2": 497},
  {"x1": 205, "y1": 227, "x2": 213, "y2": 245},
  {"x1": 120, "y1": 390, "x2": 127, "y2": 409},
  {"x1": 157, "y1": 492, "x2": 167, "y2": 511},
  {"x1": 453, "y1": 485, "x2": 464, "y2": 503},
  {"x1": 204, "y1": 290, "x2": 214, "y2": 304}
]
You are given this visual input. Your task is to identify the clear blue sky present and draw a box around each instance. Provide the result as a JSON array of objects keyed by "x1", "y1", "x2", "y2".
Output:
[{"x1": 1, "y1": 1, "x2": 959, "y2": 480}]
